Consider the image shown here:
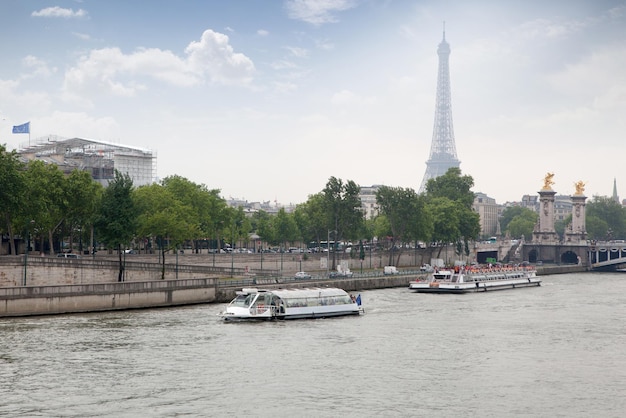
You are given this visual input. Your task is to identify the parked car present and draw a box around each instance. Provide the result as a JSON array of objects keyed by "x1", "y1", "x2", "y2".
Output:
[
  {"x1": 57, "y1": 253, "x2": 79, "y2": 259},
  {"x1": 294, "y1": 271, "x2": 312, "y2": 280},
  {"x1": 383, "y1": 266, "x2": 399, "y2": 275}
]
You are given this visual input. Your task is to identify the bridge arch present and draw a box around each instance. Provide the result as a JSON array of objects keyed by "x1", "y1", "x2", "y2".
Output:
[
  {"x1": 560, "y1": 250, "x2": 579, "y2": 264},
  {"x1": 528, "y1": 249, "x2": 539, "y2": 263}
]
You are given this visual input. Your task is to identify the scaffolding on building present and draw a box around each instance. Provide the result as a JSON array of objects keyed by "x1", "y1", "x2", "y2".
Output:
[{"x1": 18, "y1": 136, "x2": 157, "y2": 186}]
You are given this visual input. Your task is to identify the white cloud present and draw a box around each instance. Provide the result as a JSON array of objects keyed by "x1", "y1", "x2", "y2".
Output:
[
  {"x1": 21, "y1": 55, "x2": 54, "y2": 78},
  {"x1": 72, "y1": 32, "x2": 92, "y2": 41},
  {"x1": 62, "y1": 29, "x2": 255, "y2": 102},
  {"x1": 257, "y1": 29, "x2": 269, "y2": 36},
  {"x1": 31, "y1": 7, "x2": 88, "y2": 19},
  {"x1": 185, "y1": 29, "x2": 255, "y2": 85},
  {"x1": 285, "y1": 46, "x2": 309, "y2": 58},
  {"x1": 284, "y1": 0, "x2": 357, "y2": 25},
  {"x1": 37, "y1": 111, "x2": 121, "y2": 140}
]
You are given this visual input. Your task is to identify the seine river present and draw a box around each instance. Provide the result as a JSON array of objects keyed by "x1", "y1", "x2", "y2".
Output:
[{"x1": 1, "y1": 272, "x2": 625, "y2": 417}]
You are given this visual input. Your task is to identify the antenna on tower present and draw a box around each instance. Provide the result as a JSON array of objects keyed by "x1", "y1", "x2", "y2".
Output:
[{"x1": 443, "y1": 21, "x2": 446, "y2": 40}]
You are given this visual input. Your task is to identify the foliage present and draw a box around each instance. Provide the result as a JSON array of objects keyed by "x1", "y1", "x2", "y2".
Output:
[
  {"x1": 501, "y1": 206, "x2": 537, "y2": 239},
  {"x1": 425, "y1": 168, "x2": 480, "y2": 253},
  {"x1": 586, "y1": 196, "x2": 626, "y2": 239},
  {"x1": 95, "y1": 171, "x2": 137, "y2": 281},
  {"x1": 0, "y1": 144, "x2": 26, "y2": 255},
  {"x1": 425, "y1": 167, "x2": 475, "y2": 208},
  {"x1": 322, "y1": 177, "x2": 364, "y2": 268},
  {"x1": 375, "y1": 185, "x2": 430, "y2": 264},
  {"x1": 24, "y1": 161, "x2": 68, "y2": 254}
]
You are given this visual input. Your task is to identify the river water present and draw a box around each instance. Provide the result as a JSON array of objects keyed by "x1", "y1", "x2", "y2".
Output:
[{"x1": 1, "y1": 272, "x2": 625, "y2": 417}]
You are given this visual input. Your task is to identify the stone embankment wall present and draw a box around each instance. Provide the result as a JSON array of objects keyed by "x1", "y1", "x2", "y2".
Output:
[
  {"x1": 0, "y1": 279, "x2": 217, "y2": 317},
  {"x1": 0, "y1": 256, "x2": 276, "y2": 288}
]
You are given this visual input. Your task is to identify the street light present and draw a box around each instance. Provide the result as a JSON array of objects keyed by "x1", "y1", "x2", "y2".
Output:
[
  {"x1": 23, "y1": 220, "x2": 34, "y2": 286},
  {"x1": 327, "y1": 229, "x2": 337, "y2": 277}
]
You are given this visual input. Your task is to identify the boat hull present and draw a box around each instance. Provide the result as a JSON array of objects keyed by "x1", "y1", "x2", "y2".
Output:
[
  {"x1": 221, "y1": 306, "x2": 361, "y2": 321},
  {"x1": 409, "y1": 277, "x2": 541, "y2": 293},
  {"x1": 409, "y1": 268, "x2": 541, "y2": 294},
  {"x1": 220, "y1": 287, "x2": 363, "y2": 321}
]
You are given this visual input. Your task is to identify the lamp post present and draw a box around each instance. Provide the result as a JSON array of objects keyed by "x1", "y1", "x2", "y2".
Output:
[
  {"x1": 23, "y1": 220, "x2": 34, "y2": 286},
  {"x1": 327, "y1": 230, "x2": 336, "y2": 277}
]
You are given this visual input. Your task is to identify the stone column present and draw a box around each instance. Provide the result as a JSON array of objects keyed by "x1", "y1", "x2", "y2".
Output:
[
  {"x1": 533, "y1": 175, "x2": 559, "y2": 244},
  {"x1": 565, "y1": 184, "x2": 587, "y2": 243}
]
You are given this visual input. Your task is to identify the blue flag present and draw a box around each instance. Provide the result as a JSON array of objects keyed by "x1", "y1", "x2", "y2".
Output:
[{"x1": 12, "y1": 122, "x2": 30, "y2": 134}]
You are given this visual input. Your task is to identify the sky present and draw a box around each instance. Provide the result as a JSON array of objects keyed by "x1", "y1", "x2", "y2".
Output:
[{"x1": 1, "y1": 0, "x2": 626, "y2": 206}]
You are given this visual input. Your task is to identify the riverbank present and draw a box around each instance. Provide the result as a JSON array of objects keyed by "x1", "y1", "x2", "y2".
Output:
[{"x1": 0, "y1": 263, "x2": 587, "y2": 317}]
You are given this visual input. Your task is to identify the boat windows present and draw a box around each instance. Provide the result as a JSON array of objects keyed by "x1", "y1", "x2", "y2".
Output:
[
  {"x1": 230, "y1": 293, "x2": 256, "y2": 307},
  {"x1": 282, "y1": 295, "x2": 353, "y2": 308}
]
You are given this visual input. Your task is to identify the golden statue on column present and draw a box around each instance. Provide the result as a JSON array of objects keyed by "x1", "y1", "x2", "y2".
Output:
[
  {"x1": 574, "y1": 181, "x2": 585, "y2": 196},
  {"x1": 542, "y1": 172, "x2": 555, "y2": 190}
]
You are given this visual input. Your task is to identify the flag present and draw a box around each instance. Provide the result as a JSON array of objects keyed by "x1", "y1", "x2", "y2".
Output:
[
  {"x1": 356, "y1": 294, "x2": 362, "y2": 306},
  {"x1": 12, "y1": 122, "x2": 30, "y2": 134}
]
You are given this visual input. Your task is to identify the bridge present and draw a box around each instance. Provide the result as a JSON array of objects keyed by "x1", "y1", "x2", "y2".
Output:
[{"x1": 589, "y1": 241, "x2": 626, "y2": 270}]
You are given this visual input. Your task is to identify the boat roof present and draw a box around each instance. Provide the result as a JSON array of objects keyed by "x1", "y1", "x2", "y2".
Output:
[{"x1": 239, "y1": 287, "x2": 349, "y2": 298}]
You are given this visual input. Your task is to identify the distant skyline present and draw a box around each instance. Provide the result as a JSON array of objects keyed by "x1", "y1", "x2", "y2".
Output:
[{"x1": 1, "y1": 1, "x2": 625, "y2": 204}]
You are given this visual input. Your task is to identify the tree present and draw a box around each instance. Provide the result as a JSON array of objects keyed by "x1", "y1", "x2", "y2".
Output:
[
  {"x1": 295, "y1": 193, "x2": 328, "y2": 250},
  {"x1": 161, "y1": 175, "x2": 223, "y2": 253},
  {"x1": 134, "y1": 182, "x2": 197, "y2": 279},
  {"x1": 425, "y1": 168, "x2": 480, "y2": 259},
  {"x1": 273, "y1": 207, "x2": 299, "y2": 249},
  {"x1": 508, "y1": 214, "x2": 537, "y2": 240},
  {"x1": 0, "y1": 145, "x2": 26, "y2": 255},
  {"x1": 322, "y1": 177, "x2": 364, "y2": 270},
  {"x1": 427, "y1": 197, "x2": 461, "y2": 257},
  {"x1": 65, "y1": 170, "x2": 103, "y2": 254},
  {"x1": 23, "y1": 161, "x2": 67, "y2": 255},
  {"x1": 375, "y1": 186, "x2": 430, "y2": 265},
  {"x1": 425, "y1": 167, "x2": 475, "y2": 208},
  {"x1": 501, "y1": 206, "x2": 537, "y2": 240},
  {"x1": 96, "y1": 171, "x2": 137, "y2": 281},
  {"x1": 500, "y1": 206, "x2": 528, "y2": 234},
  {"x1": 587, "y1": 196, "x2": 626, "y2": 239},
  {"x1": 586, "y1": 215, "x2": 609, "y2": 241}
]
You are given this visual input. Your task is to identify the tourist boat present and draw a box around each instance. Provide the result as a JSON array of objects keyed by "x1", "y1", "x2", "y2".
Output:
[
  {"x1": 219, "y1": 287, "x2": 363, "y2": 321},
  {"x1": 408, "y1": 266, "x2": 540, "y2": 294}
]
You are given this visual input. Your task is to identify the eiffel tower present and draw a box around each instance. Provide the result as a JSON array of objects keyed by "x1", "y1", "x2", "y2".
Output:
[{"x1": 419, "y1": 27, "x2": 460, "y2": 193}]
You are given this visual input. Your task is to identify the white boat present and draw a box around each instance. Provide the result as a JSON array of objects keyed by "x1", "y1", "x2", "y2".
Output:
[
  {"x1": 409, "y1": 266, "x2": 541, "y2": 294},
  {"x1": 219, "y1": 287, "x2": 363, "y2": 321}
]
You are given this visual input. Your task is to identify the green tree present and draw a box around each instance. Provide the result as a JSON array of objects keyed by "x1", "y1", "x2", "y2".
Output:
[
  {"x1": 96, "y1": 171, "x2": 137, "y2": 281},
  {"x1": 23, "y1": 161, "x2": 67, "y2": 255},
  {"x1": 65, "y1": 169, "x2": 103, "y2": 254},
  {"x1": 427, "y1": 197, "x2": 461, "y2": 258},
  {"x1": 508, "y1": 214, "x2": 537, "y2": 240},
  {"x1": 273, "y1": 207, "x2": 299, "y2": 249},
  {"x1": 295, "y1": 192, "x2": 328, "y2": 250},
  {"x1": 322, "y1": 177, "x2": 363, "y2": 270},
  {"x1": 586, "y1": 215, "x2": 609, "y2": 240},
  {"x1": 425, "y1": 168, "x2": 480, "y2": 258},
  {"x1": 376, "y1": 186, "x2": 430, "y2": 265},
  {"x1": 587, "y1": 196, "x2": 626, "y2": 239},
  {"x1": 161, "y1": 175, "x2": 223, "y2": 253},
  {"x1": 501, "y1": 206, "x2": 537, "y2": 240},
  {"x1": 500, "y1": 206, "x2": 528, "y2": 234},
  {"x1": 253, "y1": 210, "x2": 275, "y2": 248},
  {"x1": 0, "y1": 145, "x2": 26, "y2": 255},
  {"x1": 425, "y1": 167, "x2": 475, "y2": 208},
  {"x1": 134, "y1": 182, "x2": 197, "y2": 279}
]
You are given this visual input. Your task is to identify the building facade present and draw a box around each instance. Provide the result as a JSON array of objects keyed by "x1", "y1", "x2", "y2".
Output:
[{"x1": 18, "y1": 136, "x2": 156, "y2": 187}]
